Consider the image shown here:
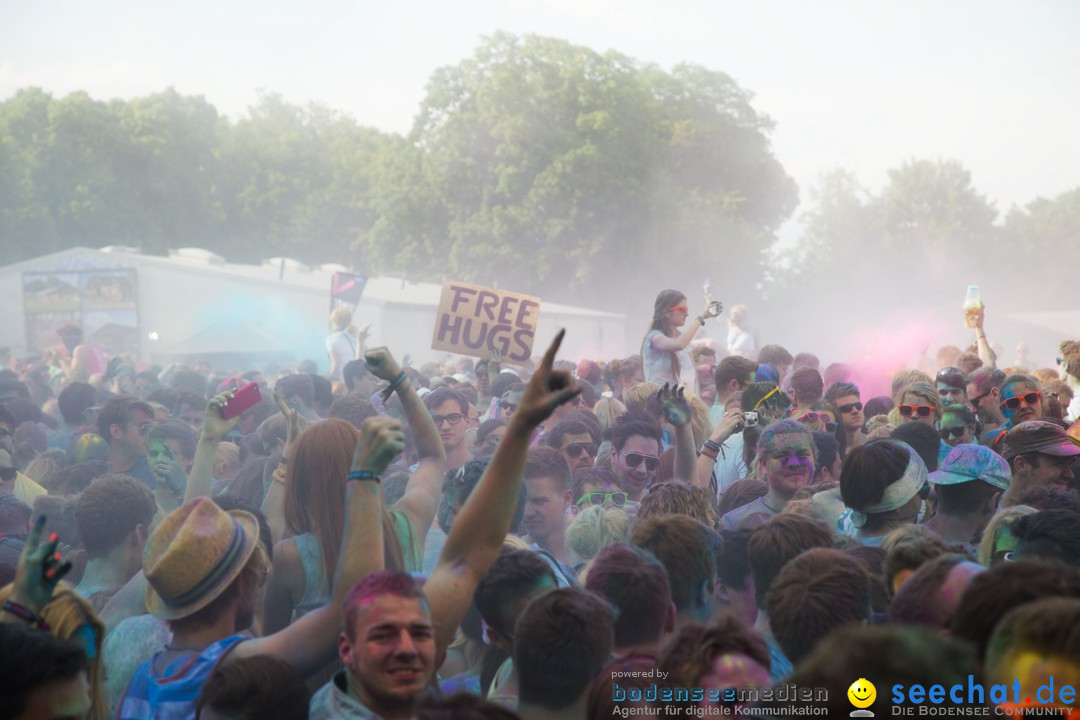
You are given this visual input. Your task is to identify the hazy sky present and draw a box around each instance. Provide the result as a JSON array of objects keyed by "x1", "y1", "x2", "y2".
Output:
[{"x1": 4, "y1": 0, "x2": 1079, "y2": 243}]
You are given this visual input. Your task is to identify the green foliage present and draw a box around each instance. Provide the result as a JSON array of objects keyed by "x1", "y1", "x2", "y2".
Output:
[
  {"x1": 771, "y1": 160, "x2": 1001, "y2": 306},
  {"x1": 0, "y1": 33, "x2": 795, "y2": 312},
  {"x1": 361, "y1": 33, "x2": 796, "y2": 305}
]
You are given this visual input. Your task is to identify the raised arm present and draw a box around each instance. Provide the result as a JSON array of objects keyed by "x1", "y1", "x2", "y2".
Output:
[
  {"x1": 185, "y1": 390, "x2": 240, "y2": 504},
  {"x1": 366, "y1": 347, "x2": 447, "y2": 539},
  {"x1": 260, "y1": 392, "x2": 306, "y2": 546},
  {"x1": 971, "y1": 303, "x2": 997, "y2": 369},
  {"x1": 659, "y1": 384, "x2": 698, "y2": 484},
  {"x1": 234, "y1": 416, "x2": 402, "y2": 675},
  {"x1": 696, "y1": 408, "x2": 745, "y2": 489},
  {"x1": 423, "y1": 331, "x2": 581, "y2": 654},
  {"x1": 649, "y1": 303, "x2": 721, "y2": 353}
]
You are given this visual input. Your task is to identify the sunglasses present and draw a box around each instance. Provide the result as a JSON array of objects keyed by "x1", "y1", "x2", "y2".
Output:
[
  {"x1": 127, "y1": 422, "x2": 152, "y2": 435},
  {"x1": 1002, "y1": 392, "x2": 1041, "y2": 411},
  {"x1": 620, "y1": 452, "x2": 660, "y2": 472},
  {"x1": 753, "y1": 386, "x2": 781, "y2": 410},
  {"x1": 936, "y1": 368, "x2": 966, "y2": 384},
  {"x1": 898, "y1": 404, "x2": 934, "y2": 418},
  {"x1": 562, "y1": 443, "x2": 597, "y2": 460},
  {"x1": 940, "y1": 426, "x2": 968, "y2": 440},
  {"x1": 969, "y1": 391, "x2": 991, "y2": 408},
  {"x1": 0, "y1": 467, "x2": 15, "y2": 483},
  {"x1": 432, "y1": 413, "x2": 466, "y2": 427},
  {"x1": 667, "y1": 305, "x2": 689, "y2": 313},
  {"x1": 577, "y1": 491, "x2": 628, "y2": 508},
  {"x1": 836, "y1": 402, "x2": 863, "y2": 414},
  {"x1": 500, "y1": 402, "x2": 518, "y2": 414},
  {"x1": 796, "y1": 412, "x2": 832, "y2": 425}
]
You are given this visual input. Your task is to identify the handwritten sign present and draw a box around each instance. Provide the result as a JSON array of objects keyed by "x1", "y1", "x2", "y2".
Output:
[{"x1": 431, "y1": 282, "x2": 541, "y2": 363}]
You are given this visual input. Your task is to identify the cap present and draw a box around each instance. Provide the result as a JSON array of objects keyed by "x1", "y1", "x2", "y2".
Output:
[
  {"x1": 929, "y1": 444, "x2": 1011, "y2": 491},
  {"x1": 1002, "y1": 421, "x2": 1080, "y2": 461}
]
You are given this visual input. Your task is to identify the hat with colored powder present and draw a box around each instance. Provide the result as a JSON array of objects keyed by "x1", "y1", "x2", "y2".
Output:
[
  {"x1": 1002, "y1": 421, "x2": 1080, "y2": 461},
  {"x1": 143, "y1": 497, "x2": 260, "y2": 621},
  {"x1": 930, "y1": 444, "x2": 1011, "y2": 491}
]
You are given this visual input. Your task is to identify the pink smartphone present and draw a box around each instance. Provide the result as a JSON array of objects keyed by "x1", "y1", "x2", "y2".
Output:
[{"x1": 221, "y1": 380, "x2": 261, "y2": 419}]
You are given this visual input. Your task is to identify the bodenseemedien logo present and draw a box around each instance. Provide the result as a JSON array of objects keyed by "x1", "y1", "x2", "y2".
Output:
[{"x1": 848, "y1": 678, "x2": 876, "y2": 717}]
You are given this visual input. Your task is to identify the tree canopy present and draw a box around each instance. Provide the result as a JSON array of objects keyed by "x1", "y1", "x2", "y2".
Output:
[
  {"x1": 2, "y1": 33, "x2": 1077, "y2": 318},
  {"x1": 0, "y1": 32, "x2": 796, "y2": 312}
]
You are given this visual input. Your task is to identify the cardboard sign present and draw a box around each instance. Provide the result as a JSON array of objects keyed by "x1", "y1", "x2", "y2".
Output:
[{"x1": 431, "y1": 282, "x2": 541, "y2": 363}]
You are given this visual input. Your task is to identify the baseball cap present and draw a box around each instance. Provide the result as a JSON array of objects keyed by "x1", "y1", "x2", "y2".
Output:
[
  {"x1": 929, "y1": 444, "x2": 1011, "y2": 491},
  {"x1": 1002, "y1": 421, "x2": 1080, "y2": 461}
]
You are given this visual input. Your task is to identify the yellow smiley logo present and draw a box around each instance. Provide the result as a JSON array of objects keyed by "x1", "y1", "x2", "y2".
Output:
[{"x1": 848, "y1": 678, "x2": 876, "y2": 709}]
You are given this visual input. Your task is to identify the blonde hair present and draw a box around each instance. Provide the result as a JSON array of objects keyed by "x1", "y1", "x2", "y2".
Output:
[
  {"x1": 213, "y1": 442, "x2": 241, "y2": 480},
  {"x1": 978, "y1": 505, "x2": 1037, "y2": 566},
  {"x1": 566, "y1": 506, "x2": 630, "y2": 562},
  {"x1": 624, "y1": 382, "x2": 661, "y2": 414},
  {"x1": 23, "y1": 452, "x2": 64, "y2": 488},
  {"x1": 688, "y1": 395, "x2": 713, "y2": 449},
  {"x1": 897, "y1": 382, "x2": 943, "y2": 421},
  {"x1": 0, "y1": 581, "x2": 107, "y2": 720},
  {"x1": 329, "y1": 306, "x2": 353, "y2": 331},
  {"x1": 593, "y1": 397, "x2": 627, "y2": 433}
]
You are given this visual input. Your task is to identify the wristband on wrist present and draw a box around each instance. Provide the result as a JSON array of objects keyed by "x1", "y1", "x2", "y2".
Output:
[
  {"x1": 347, "y1": 470, "x2": 381, "y2": 483},
  {"x1": 379, "y1": 372, "x2": 409, "y2": 402},
  {"x1": 2, "y1": 600, "x2": 50, "y2": 631}
]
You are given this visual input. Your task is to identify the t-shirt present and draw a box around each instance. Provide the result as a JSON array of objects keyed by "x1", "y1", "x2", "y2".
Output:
[
  {"x1": 766, "y1": 634, "x2": 792, "y2": 683},
  {"x1": 325, "y1": 331, "x2": 357, "y2": 381},
  {"x1": 310, "y1": 671, "x2": 400, "y2": 719},
  {"x1": 720, "y1": 496, "x2": 777, "y2": 530},
  {"x1": 122, "y1": 457, "x2": 158, "y2": 491},
  {"x1": 642, "y1": 330, "x2": 695, "y2": 388},
  {"x1": 727, "y1": 327, "x2": 756, "y2": 358}
]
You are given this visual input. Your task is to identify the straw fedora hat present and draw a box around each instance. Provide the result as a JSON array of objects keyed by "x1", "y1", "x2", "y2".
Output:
[{"x1": 143, "y1": 497, "x2": 259, "y2": 621}]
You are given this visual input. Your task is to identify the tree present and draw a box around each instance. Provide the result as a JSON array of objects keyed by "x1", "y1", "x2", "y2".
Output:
[
  {"x1": 773, "y1": 159, "x2": 999, "y2": 307},
  {"x1": 357, "y1": 32, "x2": 796, "y2": 311},
  {"x1": 1000, "y1": 188, "x2": 1080, "y2": 309}
]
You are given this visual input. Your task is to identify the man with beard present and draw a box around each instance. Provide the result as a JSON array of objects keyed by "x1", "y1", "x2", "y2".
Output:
[{"x1": 721, "y1": 419, "x2": 817, "y2": 530}]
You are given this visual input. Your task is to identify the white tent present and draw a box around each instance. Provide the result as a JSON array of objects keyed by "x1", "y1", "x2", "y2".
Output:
[{"x1": 0, "y1": 247, "x2": 626, "y2": 369}]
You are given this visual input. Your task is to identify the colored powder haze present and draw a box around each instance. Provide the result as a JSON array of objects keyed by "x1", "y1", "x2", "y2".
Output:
[{"x1": 3, "y1": 1, "x2": 1079, "y2": 373}]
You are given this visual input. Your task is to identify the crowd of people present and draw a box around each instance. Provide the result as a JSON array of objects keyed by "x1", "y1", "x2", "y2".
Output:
[{"x1": 1, "y1": 296, "x2": 1080, "y2": 719}]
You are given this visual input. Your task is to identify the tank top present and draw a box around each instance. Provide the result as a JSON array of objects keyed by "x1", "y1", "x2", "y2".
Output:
[
  {"x1": 641, "y1": 330, "x2": 694, "y2": 388},
  {"x1": 293, "y1": 508, "x2": 423, "y2": 618},
  {"x1": 116, "y1": 634, "x2": 245, "y2": 720}
]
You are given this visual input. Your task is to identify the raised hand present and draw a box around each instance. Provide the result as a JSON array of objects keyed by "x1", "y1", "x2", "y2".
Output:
[
  {"x1": 9, "y1": 516, "x2": 71, "y2": 613},
  {"x1": 364, "y1": 347, "x2": 404, "y2": 383},
  {"x1": 513, "y1": 330, "x2": 581, "y2": 429},
  {"x1": 701, "y1": 301, "x2": 723, "y2": 320},
  {"x1": 659, "y1": 383, "x2": 692, "y2": 427},
  {"x1": 971, "y1": 302, "x2": 986, "y2": 331},
  {"x1": 714, "y1": 407, "x2": 746, "y2": 441},
  {"x1": 274, "y1": 389, "x2": 303, "y2": 448},
  {"x1": 202, "y1": 388, "x2": 241, "y2": 444},
  {"x1": 350, "y1": 417, "x2": 405, "y2": 476}
]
